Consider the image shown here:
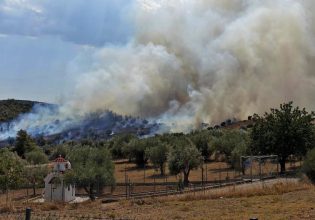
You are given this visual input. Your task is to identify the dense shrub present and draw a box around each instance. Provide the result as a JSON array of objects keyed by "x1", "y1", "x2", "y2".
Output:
[{"x1": 303, "y1": 148, "x2": 315, "y2": 183}]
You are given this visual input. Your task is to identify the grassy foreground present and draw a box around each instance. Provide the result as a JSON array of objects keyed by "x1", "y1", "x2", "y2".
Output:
[
  {"x1": 106, "y1": 180, "x2": 315, "y2": 220},
  {"x1": 1, "y1": 179, "x2": 315, "y2": 219},
  {"x1": 118, "y1": 189, "x2": 315, "y2": 220}
]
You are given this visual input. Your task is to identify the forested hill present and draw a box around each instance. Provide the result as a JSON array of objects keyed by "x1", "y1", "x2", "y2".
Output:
[
  {"x1": 0, "y1": 99, "x2": 161, "y2": 143},
  {"x1": 0, "y1": 99, "x2": 48, "y2": 122}
]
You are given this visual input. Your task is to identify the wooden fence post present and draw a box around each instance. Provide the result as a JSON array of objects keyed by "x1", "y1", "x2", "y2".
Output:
[
  {"x1": 219, "y1": 164, "x2": 222, "y2": 187},
  {"x1": 205, "y1": 163, "x2": 208, "y2": 183},
  {"x1": 143, "y1": 164, "x2": 146, "y2": 184},
  {"x1": 154, "y1": 177, "x2": 156, "y2": 195},
  {"x1": 25, "y1": 208, "x2": 31, "y2": 220}
]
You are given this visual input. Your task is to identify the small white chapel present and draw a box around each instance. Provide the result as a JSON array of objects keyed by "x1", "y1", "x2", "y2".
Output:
[{"x1": 44, "y1": 155, "x2": 75, "y2": 202}]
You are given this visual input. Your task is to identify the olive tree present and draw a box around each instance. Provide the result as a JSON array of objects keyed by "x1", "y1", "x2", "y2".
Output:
[
  {"x1": 168, "y1": 137, "x2": 203, "y2": 186},
  {"x1": 0, "y1": 149, "x2": 25, "y2": 203},
  {"x1": 25, "y1": 149, "x2": 49, "y2": 165},
  {"x1": 123, "y1": 137, "x2": 152, "y2": 168},
  {"x1": 109, "y1": 134, "x2": 137, "y2": 159},
  {"x1": 49, "y1": 144, "x2": 68, "y2": 160},
  {"x1": 145, "y1": 139, "x2": 169, "y2": 175},
  {"x1": 25, "y1": 150, "x2": 49, "y2": 196},
  {"x1": 189, "y1": 131, "x2": 212, "y2": 161},
  {"x1": 211, "y1": 130, "x2": 249, "y2": 168},
  {"x1": 64, "y1": 146, "x2": 115, "y2": 200}
]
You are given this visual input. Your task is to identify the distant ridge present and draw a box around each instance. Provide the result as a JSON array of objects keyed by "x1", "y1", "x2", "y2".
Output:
[
  {"x1": 0, "y1": 99, "x2": 161, "y2": 145},
  {"x1": 0, "y1": 99, "x2": 53, "y2": 122}
]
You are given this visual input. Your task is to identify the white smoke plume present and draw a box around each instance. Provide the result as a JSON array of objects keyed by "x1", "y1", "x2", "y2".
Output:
[
  {"x1": 68, "y1": 0, "x2": 315, "y2": 131},
  {"x1": 2, "y1": 0, "x2": 315, "y2": 138}
]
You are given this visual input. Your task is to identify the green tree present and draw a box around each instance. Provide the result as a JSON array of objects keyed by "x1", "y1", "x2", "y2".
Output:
[
  {"x1": 49, "y1": 144, "x2": 68, "y2": 160},
  {"x1": 168, "y1": 137, "x2": 203, "y2": 186},
  {"x1": 25, "y1": 165, "x2": 48, "y2": 196},
  {"x1": 64, "y1": 146, "x2": 115, "y2": 200},
  {"x1": 211, "y1": 130, "x2": 249, "y2": 168},
  {"x1": 189, "y1": 131, "x2": 212, "y2": 161},
  {"x1": 25, "y1": 149, "x2": 49, "y2": 165},
  {"x1": 145, "y1": 139, "x2": 169, "y2": 175},
  {"x1": 14, "y1": 129, "x2": 37, "y2": 158},
  {"x1": 251, "y1": 102, "x2": 315, "y2": 173},
  {"x1": 24, "y1": 149, "x2": 49, "y2": 196},
  {"x1": 0, "y1": 149, "x2": 25, "y2": 203},
  {"x1": 109, "y1": 134, "x2": 137, "y2": 159},
  {"x1": 123, "y1": 137, "x2": 151, "y2": 168}
]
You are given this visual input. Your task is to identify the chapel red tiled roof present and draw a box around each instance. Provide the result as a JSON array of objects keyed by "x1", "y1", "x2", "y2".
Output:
[{"x1": 54, "y1": 155, "x2": 67, "y2": 163}]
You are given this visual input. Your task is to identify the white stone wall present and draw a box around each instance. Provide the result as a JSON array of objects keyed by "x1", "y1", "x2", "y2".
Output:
[
  {"x1": 64, "y1": 184, "x2": 76, "y2": 202},
  {"x1": 44, "y1": 173, "x2": 75, "y2": 202}
]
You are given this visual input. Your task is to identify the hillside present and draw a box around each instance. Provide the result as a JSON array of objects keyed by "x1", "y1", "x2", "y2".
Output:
[
  {"x1": 0, "y1": 99, "x2": 45, "y2": 122},
  {"x1": 0, "y1": 99, "x2": 160, "y2": 144},
  {"x1": 0, "y1": 99, "x2": 252, "y2": 144}
]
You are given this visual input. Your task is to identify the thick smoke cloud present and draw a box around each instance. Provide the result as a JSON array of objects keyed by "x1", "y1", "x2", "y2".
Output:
[
  {"x1": 69, "y1": 0, "x2": 315, "y2": 131},
  {"x1": 2, "y1": 0, "x2": 315, "y2": 138}
]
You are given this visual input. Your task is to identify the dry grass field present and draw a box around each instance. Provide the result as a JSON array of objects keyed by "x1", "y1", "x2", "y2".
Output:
[
  {"x1": 1, "y1": 178, "x2": 314, "y2": 219},
  {"x1": 0, "y1": 160, "x2": 305, "y2": 220},
  {"x1": 102, "y1": 159, "x2": 284, "y2": 196},
  {"x1": 114, "y1": 159, "x2": 288, "y2": 184},
  {"x1": 114, "y1": 160, "x2": 234, "y2": 183}
]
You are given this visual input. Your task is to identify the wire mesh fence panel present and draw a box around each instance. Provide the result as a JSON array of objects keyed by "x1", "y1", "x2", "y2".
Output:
[
  {"x1": 241, "y1": 155, "x2": 279, "y2": 180},
  {"x1": 260, "y1": 158, "x2": 279, "y2": 178}
]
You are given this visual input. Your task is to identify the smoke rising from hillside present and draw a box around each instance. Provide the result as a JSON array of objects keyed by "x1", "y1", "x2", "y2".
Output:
[
  {"x1": 2, "y1": 0, "x2": 315, "y2": 139},
  {"x1": 68, "y1": 0, "x2": 315, "y2": 131}
]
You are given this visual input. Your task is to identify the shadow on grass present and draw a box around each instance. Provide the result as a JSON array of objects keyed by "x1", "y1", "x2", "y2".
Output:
[
  {"x1": 148, "y1": 174, "x2": 173, "y2": 179},
  {"x1": 209, "y1": 167, "x2": 233, "y2": 173},
  {"x1": 124, "y1": 165, "x2": 155, "y2": 172}
]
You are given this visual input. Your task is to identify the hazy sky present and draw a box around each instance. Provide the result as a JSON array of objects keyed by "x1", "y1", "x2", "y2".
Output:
[{"x1": 0, "y1": 0, "x2": 134, "y2": 103}]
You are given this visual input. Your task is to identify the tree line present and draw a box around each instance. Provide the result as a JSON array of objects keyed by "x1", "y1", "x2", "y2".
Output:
[{"x1": 1, "y1": 101, "x2": 315, "y2": 200}]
